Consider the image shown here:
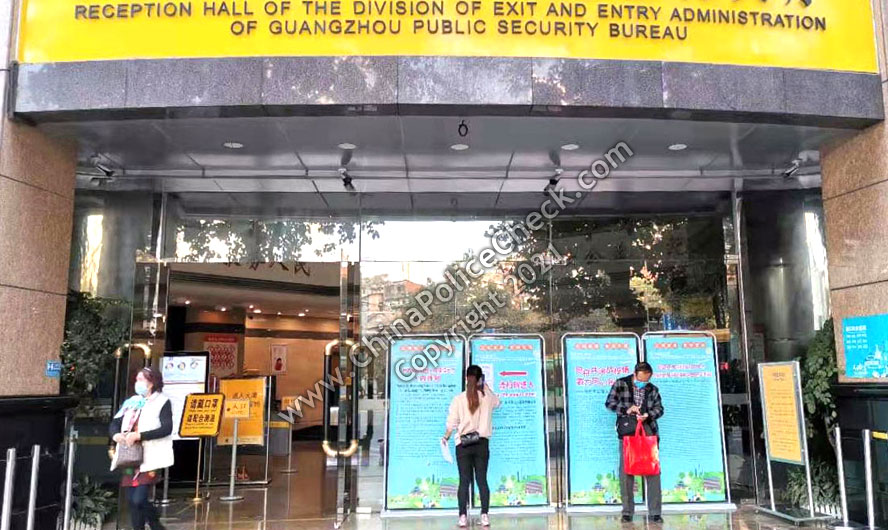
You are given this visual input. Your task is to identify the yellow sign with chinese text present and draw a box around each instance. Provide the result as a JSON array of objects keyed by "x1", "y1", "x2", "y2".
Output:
[
  {"x1": 218, "y1": 378, "x2": 266, "y2": 445},
  {"x1": 179, "y1": 393, "x2": 225, "y2": 438},
  {"x1": 760, "y1": 363, "x2": 804, "y2": 465},
  {"x1": 224, "y1": 398, "x2": 251, "y2": 419},
  {"x1": 17, "y1": 0, "x2": 877, "y2": 72}
]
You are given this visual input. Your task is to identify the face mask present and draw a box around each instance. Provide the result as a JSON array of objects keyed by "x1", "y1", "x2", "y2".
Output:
[
  {"x1": 134, "y1": 381, "x2": 150, "y2": 397},
  {"x1": 634, "y1": 380, "x2": 648, "y2": 389}
]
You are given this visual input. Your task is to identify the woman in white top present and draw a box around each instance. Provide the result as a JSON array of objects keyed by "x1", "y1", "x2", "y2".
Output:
[
  {"x1": 109, "y1": 368, "x2": 174, "y2": 530},
  {"x1": 443, "y1": 365, "x2": 501, "y2": 527}
]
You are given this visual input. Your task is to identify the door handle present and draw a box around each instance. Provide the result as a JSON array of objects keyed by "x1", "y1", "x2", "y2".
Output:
[{"x1": 321, "y1": 340, "x2": 363, "y2": 457}]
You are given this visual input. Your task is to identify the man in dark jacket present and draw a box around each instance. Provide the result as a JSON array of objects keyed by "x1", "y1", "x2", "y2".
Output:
[{"x1": 605, "y1": 362, "x2": 664, "y2": 523}]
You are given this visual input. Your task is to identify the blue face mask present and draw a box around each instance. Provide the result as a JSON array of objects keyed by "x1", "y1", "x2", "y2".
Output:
[
  {"x1": 134, "y1": 381, "x2": 150, "y2": 397},
  {"x1": 634, "y1": 380, "x2": 648, "y2": 389}
]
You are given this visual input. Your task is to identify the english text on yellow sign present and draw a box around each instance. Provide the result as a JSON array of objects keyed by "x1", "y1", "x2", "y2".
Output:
[
  {"x1": 18, "y1": 0, "x2": 877, "y2": 72},
  {"x1": 179, "y1": 393, "x2": 225, "y2": 438}
]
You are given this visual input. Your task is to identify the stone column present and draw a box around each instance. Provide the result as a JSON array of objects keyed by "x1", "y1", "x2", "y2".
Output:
[
  {"x1": 820, "y1": 0, "x2": 888, "y2": 384},
  {"x1": 0, "y1": 120, "x2": 77, "y2": 396}
]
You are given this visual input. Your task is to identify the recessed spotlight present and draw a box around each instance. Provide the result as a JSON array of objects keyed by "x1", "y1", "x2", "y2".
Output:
[
  {"x1": 338, "y1": 142, "x2": 357, "y2": 150},
  {"x1": 277, "y1": 311, "x2": 281, "y2": 315},
  {"x1": 298, "y1": 312, "x2": 306, "y2": 317},
  {"x1": 253, "y1": 308, "x2": 262, "y2": 314},
  {"x1": 184, "y1": 300, "x2": 191, "y2": 305},
  {"x1": 248, "y1": 304, "x2": 254, "y2": 309},
  {"x1": 220, "y1": 307, "x2": 227, "y2": 312},
  {"x1": 222, "y1": 141, "x2": 244, "y2": 150},
  {"x1": 450, "y1": 143, "x2": 469, "y2": 151},
  {"x1": 304, "y1": 309, "x2": 310, "y2": 312},
  {"x1": 668, "y1": 143, "x2": 688, "y2": 151},
  {"x1": 561, "y1": 143, "x2": 580, "y2": 151}
]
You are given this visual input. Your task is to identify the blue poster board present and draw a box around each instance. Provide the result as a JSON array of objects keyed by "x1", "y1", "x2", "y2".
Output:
[
  {"x1": 643, "y1": 334, "x2": 728, "y2": 503},
  {"x1": 563, "y1": 334, "x2": 643, "y2": 506},
  {"x1": 842, "y1": 314, "x2": 888, "y2": 379},
  {"x1": 385, "y1": 336, "x2": 466, "y2": 510},
  {"x1": 469, "y1": 335, "x2": 549, "y2": 508}
]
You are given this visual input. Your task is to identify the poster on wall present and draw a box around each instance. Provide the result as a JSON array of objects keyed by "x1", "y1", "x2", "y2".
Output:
[
  {"x1": 642, "y1": 334, "x2": 729, "y2": 503},
  {"x1": 842, "y1": 314, "x2": 888, "y2": 380},
  {"x1": 218, "y1": 377, "x2": 267, "y2": 446},
  {"x1": 270, "y1": 344, "x2": 288, "y2": 375},
  {"x1": 385, "y1": 335, "x2": 466, "y2": 510},
  {"x1": 758, "y1": 362, "x2": 805, "y2": 465},
  {"x1": 469, "y1": 335, "x2": 549, "y2": 508},
  {"x1": 204, "y1": 334, "x2": 238, "y2": 378},
  {"x1": 161, "y1": 352, "x2": 209, "y2": 441},
  {"x1": 563, "y1": 334, "x2": 642, "y2": 507}
]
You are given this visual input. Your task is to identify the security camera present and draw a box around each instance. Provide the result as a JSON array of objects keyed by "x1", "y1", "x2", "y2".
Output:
[
  {"x1": 339, "y1": 168, "x2": 355, "y2": 192},
  {"x1": 783, "y1": 159, "x2": 801, "y2": 179}
]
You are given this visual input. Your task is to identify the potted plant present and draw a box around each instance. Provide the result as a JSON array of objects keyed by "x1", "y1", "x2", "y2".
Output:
[{"x1": 70, "y1": 475, "x2": 116, "y2": 530}]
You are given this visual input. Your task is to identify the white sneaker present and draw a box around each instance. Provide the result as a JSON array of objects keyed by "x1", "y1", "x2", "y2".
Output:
[
  {"x1": 458, "y1": 515, "x2": 468, "y2": 527},
  {"x1": 481, "y1": 514, "x2": 490, "y2": 527}
]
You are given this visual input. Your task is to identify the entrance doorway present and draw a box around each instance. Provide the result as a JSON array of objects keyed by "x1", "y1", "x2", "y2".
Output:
[
  {"x1": 123, "y1": 260, "x2": 361, "y2": 526},
  {"x1": 118, "y1": 210, "x2": 759, "y2": 526}
]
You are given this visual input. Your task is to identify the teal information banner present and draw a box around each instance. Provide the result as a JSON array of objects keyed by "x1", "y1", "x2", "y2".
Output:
[
  {"x1": 563, "y1": 334, "x2": 641, "y2": 506},
  {"x1": 643, "y1": 334, "x2": 728, "y2": 503},
  {"x1": 470, "y1": 335, "x2": 549, "y2": 507},
  {"x1": 385, "y1": 336, "x2": 465, "y2": 510},
  {"x1": 842, "y1": 314, "x2": 888, "y2": 379}
]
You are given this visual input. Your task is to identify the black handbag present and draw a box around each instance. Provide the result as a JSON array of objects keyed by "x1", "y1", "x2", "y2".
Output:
[
  {"x1": 616, "y1": 415, "x2": 638, "y2": 437},
  {"x1": 460, "y1": 431, "x2": 482, "y2": 447}
]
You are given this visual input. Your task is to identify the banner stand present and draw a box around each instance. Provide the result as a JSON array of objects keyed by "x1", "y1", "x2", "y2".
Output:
[
  {"x1": 641, "y1": 331, "x2": 737, "y2": 513},
  {"x1": 382, "y1": 506, "x2": 556, "y2": 518},
  {"x1": 566, "y1": 503, "x2": 736, "y2": 515},
  {"x1": 756, "y1": 361, "x2": 832, "y2": 525}
]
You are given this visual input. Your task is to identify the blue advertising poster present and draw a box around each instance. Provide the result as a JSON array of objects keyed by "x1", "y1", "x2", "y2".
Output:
[
  {"x1": 643, "y1": 335, "x2": 728, "y2": 503},
  {"x1": 843, "y1": 314, "x2": 888, "y2": 379},
  {"x1": 470, "y1": 335, "x2": 549, "y2": 507},
  {"x1": 563, "y1": 334, "x2": 642, "y2": 506},
  {"x1": 386, "y1": 336, "x2": 465, "y2": 510}
]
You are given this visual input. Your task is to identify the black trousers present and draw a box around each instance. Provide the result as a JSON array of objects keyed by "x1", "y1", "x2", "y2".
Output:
[
  {"x1": 456, "y1": 438, "x2": 490, "y2": 516},
  {"x1": 126, "y1": 483, "x2": 163, "y2": 530}
]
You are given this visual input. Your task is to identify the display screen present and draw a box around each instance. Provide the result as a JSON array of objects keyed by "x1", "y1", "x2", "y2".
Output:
[{"x1": 161, "y1": 353, "x2": 208, "y2": 441}]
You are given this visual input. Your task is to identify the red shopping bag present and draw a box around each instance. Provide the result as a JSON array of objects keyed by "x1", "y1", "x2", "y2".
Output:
[{"x1": 623, "y1": 419, "x2": 660, "y2": 476}]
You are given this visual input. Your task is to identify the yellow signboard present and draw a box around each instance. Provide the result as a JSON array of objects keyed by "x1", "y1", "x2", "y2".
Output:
[
  {"x1": 179, "y1": 393, "x2": 225, "y2": 438},
  {"x1": 224, "y1": 398, "x2": 251, "y2": 419},
  {"x1": 219, "y1": 378, "x2": 266, "y2": 446},
  {"x1": 759, "y1": 363, "x2": 804, "y2": 465},
  {"x1": 17, "y1": 0, "x2": 877, "y2": 72}
]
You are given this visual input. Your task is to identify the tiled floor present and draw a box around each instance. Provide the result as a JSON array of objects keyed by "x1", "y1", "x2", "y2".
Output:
[{"x1": 146, "y1": 442, "x2": 816, "y2": 530}]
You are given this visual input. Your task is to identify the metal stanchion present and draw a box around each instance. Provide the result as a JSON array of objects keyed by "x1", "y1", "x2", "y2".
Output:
[
  {"x1": 1, "y1": 448, "x2": 16, "y2": 530},
  {"x1": 863, "y1": 430, "x2": 876, "y2": 530},
  {"x1": 280, "y1": 423, "x2": 297, "y2": 474},
  {"x1": 832, "y1": 427, "x2": 854, "y2": 530},
  {"x1": 190, "y1": 438, "x2": 205, "y2": 503},
  {"x1": 156, "y1": 468, "x2": 173, "y2": 506},
  {"x1": 26, "y1": 445, "x2": 40, "y2": 530},
  {"x1": 220, "y1": 418, "x2": 243, "y2": 502},
  {"x1": 62, "y1": 439, "x2": 75, "y2": 530}
]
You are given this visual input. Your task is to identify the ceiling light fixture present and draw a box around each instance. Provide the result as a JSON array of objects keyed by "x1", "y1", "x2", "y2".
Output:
[
  {"x1": 668, "y1": 143, "x2": 688, "y2": 151},
  {"x1": 253, "y1": 309, "x2": 262, "y2": 314},
  {"x1": 338, "y1": 142, "x2": 357, "y2": 150},
  {"x1": 450, "y1": 143, "x2": 469, "y2": 151},
  {"x1": 220, "y1": 306, "x2": 227, "y2": 312},
  {"x1": 248, "y1": 304, "x2": 254, "y2": 309},
  {"x1": 561, "y1": 143, "x2": 580, "y2": 151},
  {"x1": 298, "y1": 312, "x2": 306, "y2": 317},
  {"x1": 222, "y1": 141, "x2": 244, "y2": 150},
  {"x1": 185, "y1": 300, "x2": 191, "y2": 305}
]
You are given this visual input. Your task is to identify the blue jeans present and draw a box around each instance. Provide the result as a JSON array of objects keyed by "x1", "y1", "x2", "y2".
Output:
[{"x1": 126, "y1": 484, "x2": 162, "y2": 530}]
